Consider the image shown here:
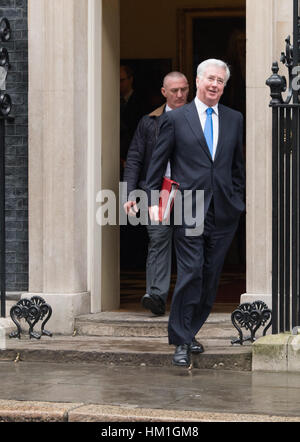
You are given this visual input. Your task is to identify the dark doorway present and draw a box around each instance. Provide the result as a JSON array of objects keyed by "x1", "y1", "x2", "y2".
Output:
[
  {"x1": 192, "y1": 16, "x2": 246, "y2": 115},
  {"x1": 192, "y1": 13, "x2": 246, "y2": 308},
  {"x1": 120, "y1": 6, "x2": 246, "y2": 313}
]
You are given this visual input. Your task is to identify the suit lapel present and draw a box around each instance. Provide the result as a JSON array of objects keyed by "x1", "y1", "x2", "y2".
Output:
[{"x1": 184, "y1": 101, "x2": 212, "y2": 162}]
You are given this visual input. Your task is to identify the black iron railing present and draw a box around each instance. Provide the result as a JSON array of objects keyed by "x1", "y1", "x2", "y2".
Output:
[
  {"x1": 266, "y1": 0, "x2": 300, "y2": 333},
  {"x1": 269, "y1": 103, "x2": 300, "y2": 333},
  {"x1": 0, "y1": 17, "x2": 13, "y2": 318}
]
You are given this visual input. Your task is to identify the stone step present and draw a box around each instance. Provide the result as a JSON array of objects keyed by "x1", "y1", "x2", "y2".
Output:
[
  {"x1": 0, "y1": 335, "x2": 252, "y2": 371},
  {"x1": 74, "y1": 312, "x2": 236, "y2": 339},
  {"x1": 0, "y1": 311, "x2": 254, "y2": 371}
]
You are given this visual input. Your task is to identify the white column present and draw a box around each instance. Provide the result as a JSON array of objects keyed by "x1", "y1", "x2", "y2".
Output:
[
  {"x1": 241, "y1": 0, "x2": 293, "y2": 307},
  {"x1": 88, "y1": 0, "x2": 120, "y2": 313},
  {"x1": 28, "y1": 0, "x2": 90, "y2": 333}
]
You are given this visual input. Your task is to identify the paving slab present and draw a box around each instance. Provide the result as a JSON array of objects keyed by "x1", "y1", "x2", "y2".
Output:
[
  {"x1": 0, "y1": 399, "x2": 83, "y2": 422},
  {"x1": 0, "y1": 399, "x2": 299, "y2": 422},
  {"x1": 67, "y1": 404, "x2": 300, "y2": 422}
]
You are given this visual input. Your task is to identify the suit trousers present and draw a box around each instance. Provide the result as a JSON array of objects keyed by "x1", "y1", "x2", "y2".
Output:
[
  {"x1": 146, "y1": 223, "x2": 173, "y2": 304},
  {"x1": 168, "y1": 200, "x2": 239, "y2": 345}
]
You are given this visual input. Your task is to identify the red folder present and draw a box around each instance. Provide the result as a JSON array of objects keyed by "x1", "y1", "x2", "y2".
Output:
[{"x1": 159, "y1": 177, "x2": 179, "y2": 222}]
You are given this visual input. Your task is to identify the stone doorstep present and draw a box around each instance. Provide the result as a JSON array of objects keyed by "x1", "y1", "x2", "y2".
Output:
[
  {"x1": 0, "y1": 311, "x2": 252, "y2": 371},
  {"x1": 1, "y1": 310, "x2": 240, "y2": 340},
  {"x1": 75, "y1": 311, "x2": 231, "y2": 327},
  {"x1": 0, "y1": 316, "x2": 16, "y2": 338},
  {"x1": 0, "y1": 335, "x2": 252, "y2": 371},
  {"x1": 0, "y1": 400, "x2": 299, "y2": 422},
  {"x1": 74, "y1": 312, "x2": 236, "y2": 338},
  {"x1": 74, "y1": 321, "x2": 236, "y2": 338}
]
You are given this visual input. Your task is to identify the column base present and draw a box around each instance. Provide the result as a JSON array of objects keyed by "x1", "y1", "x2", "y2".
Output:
[
  {"x1": 21, "y1": 292, "x2": 91, "y2": 335},
  {"x1": 252, "y1": 333, "x2": 300, "y2": 372},
  {"x1": 240, "y1": 293, "x2": 272, "y2": 309}
]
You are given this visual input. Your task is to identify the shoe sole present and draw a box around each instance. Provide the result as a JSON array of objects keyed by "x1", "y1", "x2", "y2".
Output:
[
  {"x1": 172, "y1": 360, "x2": 189, "y2": 367},
  {"x1": 190, "y1": 348, "x2": 204, "y2": 354},
  {"x1": 172, "y1": 360, "x2": 192, "y2": 369}
]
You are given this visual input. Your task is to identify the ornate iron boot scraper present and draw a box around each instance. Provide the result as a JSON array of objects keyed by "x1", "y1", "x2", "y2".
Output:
[
  {"x1": 9, "y1": 296, "x2": 52, "y2": 339},
  {"x1": 231, "y1": 301, "x2": 272, "y2": 345}
]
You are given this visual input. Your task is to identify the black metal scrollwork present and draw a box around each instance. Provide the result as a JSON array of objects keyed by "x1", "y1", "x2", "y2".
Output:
[
  {"x1": 0, "y1": 18, "x2": 12, "y2": 119},
  {"x1": 231, "y1": 301, "x2": 272, "y2": 345},
  {"x1": 0, "y1": 93, "x2": 11, "y2": 117},
  {"x1": 9, "y1": 296, "x2": 53, "y2": 339},
  {"x1": 266, "y1": 1, "x2": 300, "y2": 106},
  {"x1": 0, "y1": 17, "x2": 13, "y2": 320},
  {"x1": 280, "y1": 35, "x2": 294, "y2": 104},
  {"x1": 0, "y1": 47, "x2": 9, "y2": 68},
  {"x1": 0, "y1": 18, "x2": 11, "y2": 42}
]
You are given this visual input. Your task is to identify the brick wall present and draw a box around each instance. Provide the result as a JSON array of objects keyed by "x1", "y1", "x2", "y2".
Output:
[{"x1": 0, "y1": 0, "x2": 28, "y2": 291}]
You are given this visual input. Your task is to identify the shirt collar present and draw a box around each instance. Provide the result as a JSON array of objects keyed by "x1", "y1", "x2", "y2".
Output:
[
  {"x1": 123, "y1": 89, "x2": 134, "y2": 103},
  {"x1": 194, "y1": 96, "x2": 219, "y2": 115},
  {"x1": 165, "y1": 104, "x2": 172, "y2": 112}
]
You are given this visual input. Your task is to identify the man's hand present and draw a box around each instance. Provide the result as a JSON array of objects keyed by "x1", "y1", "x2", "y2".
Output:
[
  {"x1": 149, "y1": 205, "x2": 159, "y2": 222},
  {"x1": 123, "y1": 200, "x2": 138, "y2": 217}
]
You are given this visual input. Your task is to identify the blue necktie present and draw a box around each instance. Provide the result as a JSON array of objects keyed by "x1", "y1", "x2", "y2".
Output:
[{"x1": 204, "y1": 107, "x2": 213, "y2": 158}]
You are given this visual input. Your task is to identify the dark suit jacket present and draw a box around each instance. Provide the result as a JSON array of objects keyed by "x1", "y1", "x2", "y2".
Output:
[
  {"x1": 123, "y1": 104, "x2": 166, "y2": 201},
  {"x1": 120, "y1": 91, "x2": 145, "y2": 160},
  {"x1": 145, "y1": 100, "x2": 245, "y2": 227}
]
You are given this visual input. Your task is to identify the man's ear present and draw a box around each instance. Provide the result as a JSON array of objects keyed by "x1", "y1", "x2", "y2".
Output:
[
  {"x1": 161, "y1": 87, "x2": 167, "y2": 99},
  {"x1": 128, "y1": 75, "x2": 133, "y2": 87}
]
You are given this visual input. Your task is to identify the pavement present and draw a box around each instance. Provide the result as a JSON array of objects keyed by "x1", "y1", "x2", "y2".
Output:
[
  {"x1": 0, "y1": 309, "x2": 299, "y2": 423},
  {"x1": 0, "y1": 361, "x2": 300, "y2": 422}
]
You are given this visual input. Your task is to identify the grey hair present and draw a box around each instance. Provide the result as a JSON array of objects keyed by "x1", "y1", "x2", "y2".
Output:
[
  {"x1": 196, "y1": 59, "x2": 230, "y2": 85},
  {"x1": 163, "y1": 71, "x2": 188, "y2": 88}
]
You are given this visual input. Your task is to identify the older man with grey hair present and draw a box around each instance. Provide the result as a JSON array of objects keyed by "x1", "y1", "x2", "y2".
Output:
[{"x1": 146, "y1": 59, "x2": 245, "y2": 366}]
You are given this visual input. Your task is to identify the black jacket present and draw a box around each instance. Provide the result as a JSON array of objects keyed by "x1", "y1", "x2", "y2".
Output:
[
  {"x1": 146, "y1": 100, "x2": 245, "y2": 227},
  {"x1": 120, "y1": 90, "x2": 145, "y2": 160},
  {"x1": 123, "y1": 104, "x2": 166, "y2": 200}
]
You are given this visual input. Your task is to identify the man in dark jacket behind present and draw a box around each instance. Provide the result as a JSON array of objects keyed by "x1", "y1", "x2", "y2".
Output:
[{"x1": 123, "y1": 71, "x2": 189, "y2": 315}]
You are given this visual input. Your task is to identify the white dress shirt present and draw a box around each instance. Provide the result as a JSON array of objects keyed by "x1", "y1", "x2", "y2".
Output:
[
  {"x1": 194, "y1": 96, "x2": 219, "y2": 160},
  {"x1": 164, "y1": 104, "x2": 172, "y2": 178}
]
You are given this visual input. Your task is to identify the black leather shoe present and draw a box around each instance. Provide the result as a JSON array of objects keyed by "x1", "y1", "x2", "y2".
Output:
[
  {"x1": 141, "y1": 293, "x2": 165, "y2": 316},
  {"x1": 190, "y1": 337, "x2": 204, "y2": 354},
  {"x1": 172, "y1": 344, "x2": 191, "y2": 367}
]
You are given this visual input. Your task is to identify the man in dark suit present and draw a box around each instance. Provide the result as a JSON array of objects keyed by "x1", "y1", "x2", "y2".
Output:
[
  {"x1": 146, "y1": 59, "x2": 245, "y2": 367},
  {"x1": 123, "y1": 72, "x2": 189, "y2": 316},
  {"x1": 120, "y1": 65, "x2": 146, "y2": 269},
  {"x1": 120, "y1": 65, "x2": 144, "y2": 168}
]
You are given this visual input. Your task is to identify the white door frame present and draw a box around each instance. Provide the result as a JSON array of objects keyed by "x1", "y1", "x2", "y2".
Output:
[{"x1": 87, "y1": 0, "x2": 120, "y2": 312}]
